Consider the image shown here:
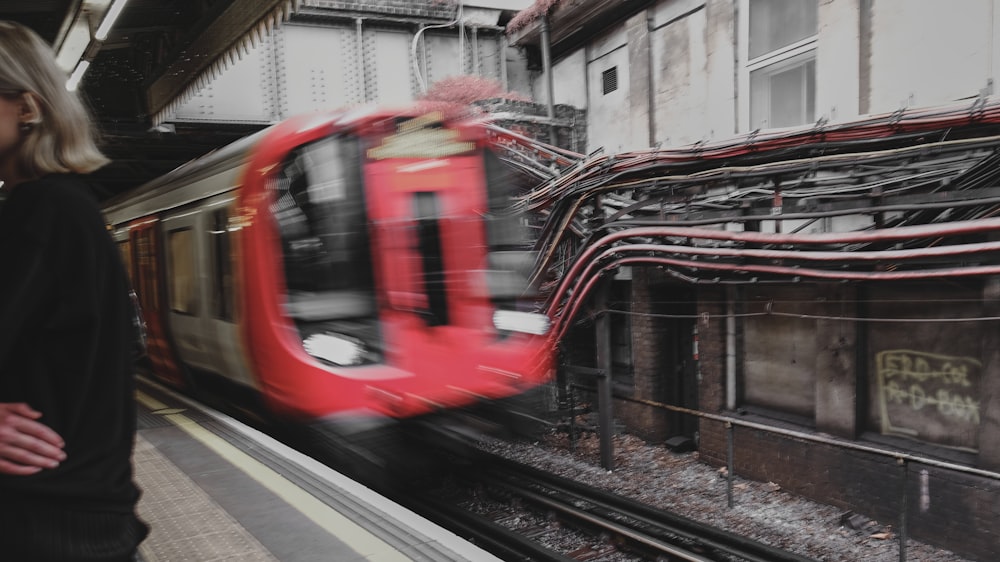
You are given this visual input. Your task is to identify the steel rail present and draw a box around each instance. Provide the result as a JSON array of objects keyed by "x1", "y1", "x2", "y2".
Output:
[{"x1": 473, "y1": 453, "x2": 813, "y2": 562}]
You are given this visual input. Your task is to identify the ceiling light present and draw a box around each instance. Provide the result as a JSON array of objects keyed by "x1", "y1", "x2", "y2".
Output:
[
  {"x1": 95, "y1": 0, "x2": 130, "y2": 41},
  {"x1": 57, "y1": 0, "x2": 130, "y2": 90},
  {"x1": 66, "y1": 60, "x2": 90, "y2": 92}
]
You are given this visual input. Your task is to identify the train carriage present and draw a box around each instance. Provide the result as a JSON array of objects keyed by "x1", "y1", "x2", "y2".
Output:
[{"x1": 104, "y1": 106, "x2": 555, "y2": 423}]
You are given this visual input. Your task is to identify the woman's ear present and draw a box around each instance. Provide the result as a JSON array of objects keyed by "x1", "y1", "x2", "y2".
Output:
[{"x1": 18, "y1": 92, "x2": 42, "y2": 126}]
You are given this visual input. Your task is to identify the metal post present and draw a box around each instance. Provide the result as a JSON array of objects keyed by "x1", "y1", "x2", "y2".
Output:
[
  {"x1": 539, "y1": 16, "x2": 557, "y2": 145},
  {"x1": 568, "y1": 379, "x2": 577, "y2": 451},
  {"x1": 899, "y1": 459, "x2": 908, "y2": 562},
  {"x1": 595, "y1": 281, "x2": 614, "y2": 471},
  {"x1": 597, "y1": 367, "x2": 614, "y2": 470},
  {"x1": 726, "y1": 421, "x2": 735, "y2": 508},
  {"x1": 499, "y1": 34, "x2": 508, "y2": 91},
  {"x1": 355, "y1": 18, "x2": 366, "y2": 102}
]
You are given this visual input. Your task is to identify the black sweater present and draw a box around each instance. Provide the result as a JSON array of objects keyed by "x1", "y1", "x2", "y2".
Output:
[{"x1": 0, "y1": 174, "x2": 141, "y2": 513}]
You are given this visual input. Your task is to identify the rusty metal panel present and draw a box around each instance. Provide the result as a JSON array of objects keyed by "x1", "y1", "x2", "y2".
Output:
[
  {"x1": 171, "y1": 36, "x2": 276, "y2": 124},
  {"x1": 279, "y1": 24, "x2": 355, "y2": 115}
]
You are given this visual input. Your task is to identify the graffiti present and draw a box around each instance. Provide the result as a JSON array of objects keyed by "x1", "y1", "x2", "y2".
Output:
[
  {"x1": 881, "y1": 382, "x2": 980, "y2": 423},
  {"x1": 875, "y1": 350, "x2": 981, "y2": 441}
]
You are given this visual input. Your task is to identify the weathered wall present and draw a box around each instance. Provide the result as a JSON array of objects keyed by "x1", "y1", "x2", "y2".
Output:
[
  {"x1": 546, "y1": 50, "x2": 589, "y2": 109},
  {"x1": 584, "y1": 25, "x2": 635, "y2": 153},
  {"x1": 673, "y1": 280, "x2": 1000, "y2": 561},
  {"x1": 525, "y1": 0, "x2": 1000, "y2": 153},
  {"x1": 867, "y1": 0, "x2": 997, "y2": 114}
]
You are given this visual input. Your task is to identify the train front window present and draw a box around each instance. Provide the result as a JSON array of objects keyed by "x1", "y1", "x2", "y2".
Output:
[
  {"x1": 270, "y1": 136, "x2": 376, "y2": 322},
  {"x1": 482, "y1": 149, "x2": 538, "y2": 306}
]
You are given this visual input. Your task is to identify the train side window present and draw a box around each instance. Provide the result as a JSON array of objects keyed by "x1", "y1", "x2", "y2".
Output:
[
  {"x1": 135, "y1": 228, "x2": 160, "y2": 311},
  {"x1": 167, "y1": 228, "x2": 198, "y2": 315},
  {"x1": 209, "y1": 208, "x2": 234, "y2": 321},
  {"x1": 117, "y1": 239, "x2": 133, "y2": 285}
]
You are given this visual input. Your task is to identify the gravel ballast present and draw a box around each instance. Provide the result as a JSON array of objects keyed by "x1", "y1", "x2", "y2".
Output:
[{"x1": 479, "y1": 430, "x2": 973, "y2": 562}]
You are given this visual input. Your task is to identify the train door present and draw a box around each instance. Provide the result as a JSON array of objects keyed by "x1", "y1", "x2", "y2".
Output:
[
  {"x1": 161, "y1": 209, "x2": 214, "y2": 372},
  {"x1": 200, "y1": 196, "x2": 256, "y2": 387},
  {"x1": 129, "y1": 219, "x2": 187, "y2": 388}
]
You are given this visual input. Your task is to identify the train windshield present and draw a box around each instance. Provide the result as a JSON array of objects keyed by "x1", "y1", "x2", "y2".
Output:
[
  {"x1": 482, "y1": 149, "x2": 539, "y2": 305},
  {"x1": 270, "y1": 136, "x2": 376, "y2": 322}
]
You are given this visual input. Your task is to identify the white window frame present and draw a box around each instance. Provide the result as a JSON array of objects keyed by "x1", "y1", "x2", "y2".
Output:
[{"x1": 738, "y1": 0, "x2": 818, "y2": 132}]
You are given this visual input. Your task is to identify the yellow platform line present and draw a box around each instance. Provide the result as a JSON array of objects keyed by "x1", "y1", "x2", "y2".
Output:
[{"x1": 136, "y1": 390, "x2": 412, "y2": 562}]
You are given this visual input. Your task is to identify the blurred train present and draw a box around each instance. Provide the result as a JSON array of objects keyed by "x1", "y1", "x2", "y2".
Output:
[{"x1": 103, "y1": 106, "x2": 555, "y2": 426}]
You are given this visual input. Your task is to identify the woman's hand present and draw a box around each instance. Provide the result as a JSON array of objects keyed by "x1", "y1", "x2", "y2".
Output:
[{"x1": 0, "y1": 403, "x2": 65, "y2": 475}]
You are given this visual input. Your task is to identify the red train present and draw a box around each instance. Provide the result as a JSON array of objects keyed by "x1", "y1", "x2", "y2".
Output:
[{"x1": 103, "y1": 106, "x2": 555, "y2": 424}]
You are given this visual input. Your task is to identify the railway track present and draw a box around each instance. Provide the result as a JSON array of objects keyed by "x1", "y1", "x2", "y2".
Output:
[{"x1": 404, "y1": 450, "x2": 813, "y2": 562}]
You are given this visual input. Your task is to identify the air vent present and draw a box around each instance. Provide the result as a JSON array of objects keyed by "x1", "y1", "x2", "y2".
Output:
[{"x1": 602, "y1": 67, "x2": 618, "y2": 95}]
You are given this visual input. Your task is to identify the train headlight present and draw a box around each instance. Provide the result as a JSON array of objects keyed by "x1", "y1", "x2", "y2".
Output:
[
  {"x1": 303, "y1": 333, "x2": 364, "y2": 366},
  {"x1": 493, "y1": 310, "x2": 551, "y2": 336}
]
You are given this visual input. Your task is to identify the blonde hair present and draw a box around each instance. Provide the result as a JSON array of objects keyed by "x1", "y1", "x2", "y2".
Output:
[{"x1": 0, "y1": 20, "x2": 109, "y2": 176}]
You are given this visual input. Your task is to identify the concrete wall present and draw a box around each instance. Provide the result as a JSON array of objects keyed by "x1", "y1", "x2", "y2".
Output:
[
  {"x1": 867, "y1": 0, "x2": 997, "y2": 114},
  {"x1": 526, "y1": 0, "x2": 1000, "y2": 152}
]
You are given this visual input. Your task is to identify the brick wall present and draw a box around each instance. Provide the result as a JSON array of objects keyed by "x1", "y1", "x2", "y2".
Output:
[
  {"x1": 695, "y1": 286, "x2": 729, "y2": 466},
  {"x1": 720, "y1": 428, "x2": 1000, "y2": 561},
  {"x1": 687, "y1": 284, "x2": 1000, "y2": 561},
  {"x1": 619, "y1": 268, "x2": 670, "y2": 441}
]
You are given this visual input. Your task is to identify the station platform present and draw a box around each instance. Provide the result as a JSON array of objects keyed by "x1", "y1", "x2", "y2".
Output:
[{"x1": 132, "y1": 378, "x2": 500, "y2": 562}]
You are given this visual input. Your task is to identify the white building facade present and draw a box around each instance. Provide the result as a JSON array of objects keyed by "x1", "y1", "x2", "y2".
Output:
[{"x1": 513, "y1": 0, "x2": 1000, "y2": 153}]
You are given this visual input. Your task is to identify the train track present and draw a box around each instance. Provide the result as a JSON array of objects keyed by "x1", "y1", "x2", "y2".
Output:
[
  {"x1": 404, "y1": 450, "x2": 813, "y2": 562},
  {"x1": 198, "y1": 395, "x2": 813, "y2": 562}
]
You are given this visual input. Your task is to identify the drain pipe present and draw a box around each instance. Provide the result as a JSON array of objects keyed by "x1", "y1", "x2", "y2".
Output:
[
  {"x1": 540, "y1": 16, "x2": 557, "y2": 145},
  {"x1": 726, "y1": 286, "x2": 737, "y2": 410}
]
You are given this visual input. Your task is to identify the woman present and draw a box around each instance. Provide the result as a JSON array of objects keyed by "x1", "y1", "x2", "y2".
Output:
[{"x1": 0, "y1": 20, "x2": 147, "y2": 560}]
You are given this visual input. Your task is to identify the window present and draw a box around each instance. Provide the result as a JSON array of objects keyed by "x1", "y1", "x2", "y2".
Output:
[
  {"x1": 209, "y1": 208, "x2": 234, "y2": 321},
  {"x1": 602, "y1": 66, "x2": 618, "y2": 95},
  {"x1": 744, "y1": 0, "x2": 817, "y2": 130},
  {"x1": 167, "y1": 228, "x2": 197, "y2": 315},
  {"x1": 134, "y1": 228, "x2": 160, "y2": 310},
  {"x1": 117, "y1": 239, "x2": 133, "y2": 284},
  {"x1": 270, "y1": 136, "x2": 376, "y2": 321}
]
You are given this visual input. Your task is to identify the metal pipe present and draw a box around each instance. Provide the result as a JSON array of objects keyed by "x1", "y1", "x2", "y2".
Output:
[
  {"x1": 646, "y1": 10, "x2": 656, "y2": 147},
  {"x1": 551, "y1": 256, "x2": 1000, "y2": 341},
  {"x1": 595, "y1": 281, "x2": 615, "y2": 471},
  {"x1": 726, "y1": 287, "x2": 737, "y2": 411},
  {"x1": 540, "y1": 16, "x2": 557, "y2": 145},
  {"x1": 572, "y1": 386, "x2": 1000, "y2": 480},
  {"x1": 355, "y1": 18, "x2": 366, "y2": 102},
  {"x1": 899, "y1": 459, "x2": 909, "y2": 562},
  {"x1": 499, "y1": 34, "x2": 509, "y2": 91},
  {"x1": 726, "y1": 421, "x2": 735, "y2": 508},
  {"x1": 544, "y1": 216, "x2": 1000, "y2": 313}
]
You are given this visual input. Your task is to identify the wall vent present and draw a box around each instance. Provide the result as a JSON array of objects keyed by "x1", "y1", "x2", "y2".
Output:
[{"x1": 602, "y1": 66, "x2": 618, "y2": 95}]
